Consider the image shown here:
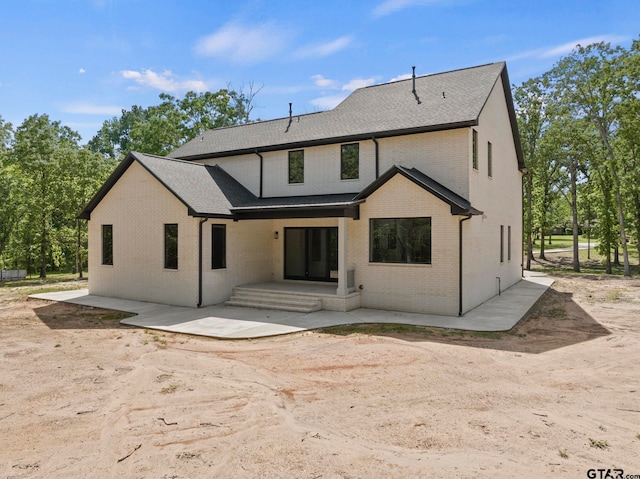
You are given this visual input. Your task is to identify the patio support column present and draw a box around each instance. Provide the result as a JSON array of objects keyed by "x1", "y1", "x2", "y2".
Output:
[{"x1": 337, "y1": 217, "x2": 349, "y2": 296}]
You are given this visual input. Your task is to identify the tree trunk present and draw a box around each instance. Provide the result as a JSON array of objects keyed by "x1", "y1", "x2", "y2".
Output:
[
  {"x1": 539, "y1": 227, "x2": 547, "y2": 261},
  {"x1": 598, "y1": 124, "x2": 630, "y2": 276},
  {"x1": 606, "y1": 249, "x2": 612, "y2": 275},
  {"x1": 76, "y1": 219, "x2": 83, "y2": 279},
  {"x1": 39, "y1": 212, "x2": 47, "y2": 279},
  {"x1": 570, "y1": 157, "x2": 580, "y2": 272},
  {"x1": 525, "y1": 171, "x2": 534, "y2": 269}
]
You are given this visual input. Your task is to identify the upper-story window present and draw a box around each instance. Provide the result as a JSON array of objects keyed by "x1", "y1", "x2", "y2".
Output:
[
  {"x1": 341, "y1": 143, "x2": 359, "y2": 180},
  {"x1": 487, "y1": 141, "x2": 493, "y2": 177},
  {"x1": 288, "y1": 150, "x2": 304, "y2": 184},
  {"x1": 472, "y1": 129, "x2": 478, "y2": 170}
]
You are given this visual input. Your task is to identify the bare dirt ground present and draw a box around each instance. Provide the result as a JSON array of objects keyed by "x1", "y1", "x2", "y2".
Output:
[{"x1": 1, "y1": 272, "x2": 640, "y2": 478}]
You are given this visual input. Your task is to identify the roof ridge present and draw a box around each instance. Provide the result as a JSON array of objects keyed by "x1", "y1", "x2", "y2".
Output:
[{"x1": 368, "y1": 61, "x2": 506, "y2": 89}]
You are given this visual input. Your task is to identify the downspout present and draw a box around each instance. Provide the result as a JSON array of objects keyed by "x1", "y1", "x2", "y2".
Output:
[
  {"x1": 458, "y1": 214, "x2": 472, "y2": 316},
  {"x1": 197, "y1": 218, "x2": 209, "y2": 308},
  {"x1": 255, "y1": 150, "x2": 263, "y2": 198},
  {"x1": 372, "y1": 137, "x2": 379, "y2": 178}
]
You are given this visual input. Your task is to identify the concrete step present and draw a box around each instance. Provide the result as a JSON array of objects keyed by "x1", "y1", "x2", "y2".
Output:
[{"x1": 226, "y1": 287, "x2": 323, "y2": 313}]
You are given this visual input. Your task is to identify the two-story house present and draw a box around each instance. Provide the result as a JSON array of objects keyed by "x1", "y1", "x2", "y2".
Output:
[{"x1": 80, "y1": 61, "x2": 524, "y2": 316}]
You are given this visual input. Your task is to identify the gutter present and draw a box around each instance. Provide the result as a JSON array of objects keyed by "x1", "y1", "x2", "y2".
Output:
[
  {"x1": 255, "y1": 150, "x2": 263, "y2": 198},
  {"x1": 197, "y1": 218, "x2": 209, "y2": 308},
  {"x1": 458, "y1": 214, "x2": 472, "y2": 316},
  {"x1": 372, "y1": 136, "x2": 379, "y2": 178}
]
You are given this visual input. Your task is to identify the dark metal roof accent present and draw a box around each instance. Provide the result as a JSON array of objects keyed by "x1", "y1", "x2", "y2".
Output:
[{"x1": 354, "y1": 165, "x2": 483, "y2": 216}]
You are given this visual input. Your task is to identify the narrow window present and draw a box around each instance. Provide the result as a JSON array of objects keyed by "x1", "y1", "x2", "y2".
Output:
[
  {"x1": 472, "y1": 129, "x2": 478, "y2": 170},
  {"x1": 508, "y1": 225, "x2": 511, "y2": 261},
  {"x1": 500, "y1": 225, "x2": 504, "y2": 263},
  {"x1": 102, "y1": 224, "x2": 113, "y2": 265},
  {"x1": 341, "y1": 143, "x2": 359, "y2": 180},
  {"x1": 164, "y1": 223, "x2": 178, "y2": 269},
  {"x1": 487, "y1": 141, "x2": 492, "y2": 177},
  {"x1": 211, "y1": 224, "x2": 226, "y2": 269},
  {"x1": 370, "y1": 218, "x2": 431, "y2": 264},
  {"x1": 288, "y1": 150, "x2": 304, "y2": 184}
]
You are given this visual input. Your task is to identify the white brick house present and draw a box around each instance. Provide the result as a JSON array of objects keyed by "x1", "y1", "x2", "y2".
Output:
[{"x1": 80, "y1": 62, "x2": 525, "y2": 316}]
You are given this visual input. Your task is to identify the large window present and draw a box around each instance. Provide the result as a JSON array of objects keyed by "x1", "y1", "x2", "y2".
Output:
[
  {"x1": 102, "y1": 224, "x2": 113, "y2": 265},
  {"x1": 288, "y1": 150, "x2": 304, "y2": 184},
  {"x1": 370, "y1": 218, "x2": 431, "y2": 264},
  {"x1": 341, "y1": 143, "x2": 359, "y2": 180},
  {"x1": 164, "y1": 223, "x2": 178, "y2": 269},
  {"x1": 472, "y1": 129, "x2": 478, "y2": 170},
  {"x1": 211, "y1": 224, "x2": 226, "y2": 269}
]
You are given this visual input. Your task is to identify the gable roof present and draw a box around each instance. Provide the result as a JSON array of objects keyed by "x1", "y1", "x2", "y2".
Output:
[
  {"x1": 168, "y1": 61, "x2": 524, "y2": 169},
  {"x1": 80, "y1": 153, "x2": 481, "y2": 221},
  {"x1": 78, "y1": 151, "x2": 255, "y2": 220},
  {"x1": 355, "y1": 165, "x2": 483, "y2": 216}
]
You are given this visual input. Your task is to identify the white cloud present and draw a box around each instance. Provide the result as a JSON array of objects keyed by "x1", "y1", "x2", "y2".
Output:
[
  {"x1": 342, "y1": 77, "x2": 376, "y2": 91},
  {"x1": 388, "y1": 73, "x2": 412, "y2": 82},
  {"x1": 194, "y1": 22, "x2": 291, "y2": 64},
  {"x1": 372, "y1": 0, "x2": 462, "y2": 17},
  {"x1": 311, "y1": 74, "x2": 339, "y2": 89},
  {"x1": 121, "y1": 69, "x2": 208, "y2": 93},
  {"x1": 310, "y1": 94, "x2": 349, "y2": 110},
  {"x1": 60, "y1": 102, "x2": 122, "y2": 116},
  {"x1": 508, "y1": 34, "x2": 630, "y2": 61},
  {"x1": 295, "y1": 36, "x2": 353, "y2": 59},
  {"x1": 78, "y1": 68, "x2": 86, "y2": 74}
]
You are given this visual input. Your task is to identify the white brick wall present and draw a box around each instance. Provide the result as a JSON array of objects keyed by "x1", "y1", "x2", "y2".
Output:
[
  {"x1": 88, "y1": 162, "x2": 199, "y2": 307},
  {"x1": 462, "y1": 79, "x2": 523, "y2": 312},
  {"x1": 348, "y1": 175, "x2": 460, "y2": 315}
]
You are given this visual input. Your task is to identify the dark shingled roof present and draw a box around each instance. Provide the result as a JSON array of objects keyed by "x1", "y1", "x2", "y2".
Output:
[
  {"x1": 355, "y1": 165, "x2": 483, "y2": 216},
  {"x1": 168, "y1": 61, "x2": 524, "y2": 170},
  {"x1": 79, "y1": 152, "x2": 255, "y2": 219}
]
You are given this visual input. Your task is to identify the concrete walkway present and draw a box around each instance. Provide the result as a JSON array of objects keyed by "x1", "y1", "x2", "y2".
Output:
[{"x1": 30, "y1": 274, "x2": 554, "y2": 339}]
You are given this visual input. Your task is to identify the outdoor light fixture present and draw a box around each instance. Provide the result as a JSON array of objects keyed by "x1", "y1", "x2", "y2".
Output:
[{"x1": 273, "y1": 231, "x2": 279, "y2": 239}]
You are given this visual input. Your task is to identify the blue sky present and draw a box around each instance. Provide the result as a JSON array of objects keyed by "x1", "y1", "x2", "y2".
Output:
[{"x1": 1, "y1": 0, "x2": 639, "y2": 143}]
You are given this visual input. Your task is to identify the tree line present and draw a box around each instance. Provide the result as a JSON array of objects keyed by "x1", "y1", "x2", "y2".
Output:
[
  {"x1": 0, "y1": 88, "x2": 255, "y2": 278},
  {"x1": 516, "y1": 38, "x2": 640, "y2": 276}
]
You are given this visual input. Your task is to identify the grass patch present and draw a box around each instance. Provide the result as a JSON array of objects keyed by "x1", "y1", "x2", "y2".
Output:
[
  {"x1": 588, "y1": 438, "x2": 610, "y2": 450},
  {"x1": 319, "y1": 323, "x2": 436, "y2": 336},
  {"x1": 471, "y1": 331, "x2": 502, "y2": 339},
  {"x1": 548, "y1": 307, "x2": 567, "y2": 319},
  {"x1": 161, "y1": 383, "x2": 178, "y2": 394},
  {"x1": 0, "y1": 272, "x2": 87, "y2": 289}
]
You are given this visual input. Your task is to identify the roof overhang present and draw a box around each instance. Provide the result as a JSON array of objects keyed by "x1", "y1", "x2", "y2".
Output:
[
  {"x1": 171, "y1": 121, "x2": 476, "y2": 162},
  {"x1": 355, "y1": 165, "x2": 483, "y2": 216}
]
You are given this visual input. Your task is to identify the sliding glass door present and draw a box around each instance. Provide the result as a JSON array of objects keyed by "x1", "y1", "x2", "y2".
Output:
[{"x1": 284, "y1": 227, "x2": 338, "y2": 281}]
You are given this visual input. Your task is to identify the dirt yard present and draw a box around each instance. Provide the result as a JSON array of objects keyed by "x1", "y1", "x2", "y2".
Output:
[{"x1": 1, "y1": 273, "x2": 640, "y2": 478}]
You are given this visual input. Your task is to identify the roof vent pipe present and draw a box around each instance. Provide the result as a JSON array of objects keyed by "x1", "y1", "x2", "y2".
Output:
[
  {"x1": 411, "y1": 66, "x2": 422, "y2": 105},
  {"x1": 412, "y1": 66, "x2": 416, "y2": 93},
  {"x1": 285, "y1": 103, "x2": 293, "y2": 133}
]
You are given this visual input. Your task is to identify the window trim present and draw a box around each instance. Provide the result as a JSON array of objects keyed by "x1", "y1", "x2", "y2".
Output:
[
  {"x1": 164, "y1": 223, "x2": 178, "y2": 270},
  {"x1": 487, "y1": 141, "x2": 492, "y2": 177},
  {"x1": 288, "y1": 150, "x2": 304, "y2": 184},
  {"x1": 101, "y1": 224, "x2": 113, "y2": 266},
  {"x1": 211, "y1": 224, "x2": 227, "y2": 270},
  {"x1": 369, "y1": 217, "x2": 432, "y2": 265},
  {"x1": 340, "y1": 143, "x2": 359, "y2": 180},
  {"x1": 472, "y1": 129, "x2": 478, "y2": 170}
]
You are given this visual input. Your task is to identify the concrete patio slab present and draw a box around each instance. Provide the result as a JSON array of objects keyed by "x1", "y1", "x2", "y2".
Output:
[{"x1": 29, "y1": 274, "x2": 553, "y2": 339}]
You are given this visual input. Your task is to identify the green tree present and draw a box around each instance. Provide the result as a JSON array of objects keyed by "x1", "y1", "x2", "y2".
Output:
[
  {"x1": 9, "y1": 114, "x2": 81, "y2": 278},
  {"x1": 547, "y1": 41, "x2": 634, "y2": 276},
  {"x1": 88, "y1": 88, "x2": 259, "y2": 159}
]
